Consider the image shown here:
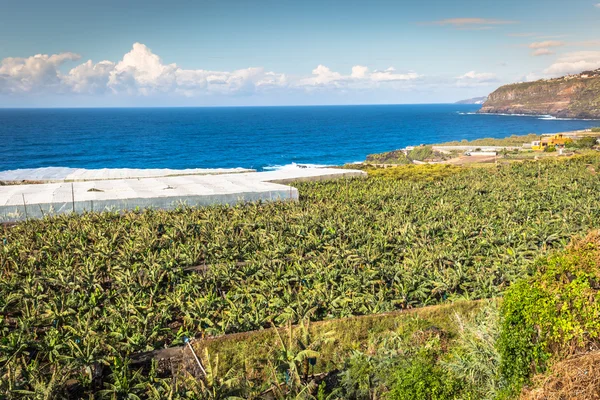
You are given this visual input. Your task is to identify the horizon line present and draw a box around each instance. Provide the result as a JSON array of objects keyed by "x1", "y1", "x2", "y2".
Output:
[{"x1": 0, "y1": 102, "x2": 484, "y2": 110}]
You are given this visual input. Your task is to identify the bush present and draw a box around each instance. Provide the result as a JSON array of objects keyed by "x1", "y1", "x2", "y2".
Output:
[
  {"x1": 388, "y1": 348, "x2": 463, "y2": 400},
  {"x1": 591, "y1": 127, "x2": 600, "y2": 133},
  {"x1": 498, "y1": 232, "x2": 600, "y2": 392},
  {"x1": 408, "y1": 146, "x2": 434, "y2": 161},
  {"x1": 543, "y1": 145, "x2": 556, "y2": 152},
  {"x1": 365, "y1": 150, "x2": 411, "y2": 165},
  {"x1": 442, "y1": 303, "x2": 501, "y2": 400},
  {"x1": 575, "y1": 136, "x2": 599, "y2": 149}
]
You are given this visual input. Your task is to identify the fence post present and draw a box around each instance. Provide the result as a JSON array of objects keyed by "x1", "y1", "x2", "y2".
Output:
[{"x1": 22, "y1": 194, "x2": 28, "y2": 220}]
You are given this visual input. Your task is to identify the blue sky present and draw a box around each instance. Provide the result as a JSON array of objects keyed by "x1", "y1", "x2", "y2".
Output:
[{"x1": 1, "y1": 0, "x2": 599, "y2": 107}]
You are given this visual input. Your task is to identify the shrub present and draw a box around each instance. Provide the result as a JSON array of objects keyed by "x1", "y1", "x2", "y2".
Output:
[
  {"x1": 498, "y1": 232, "x2": 600, "y2": 392},
  {"x1": 388, "y1": 348, "x2": 463, "y2": 400},
  {"x1": 408, "y1": 146, "x2": 434, "y2": 161},
  {"x1": 365, "y1": 150, "x2": 411, "y2": 165},
  {"x1": 591, "y1": 127, "x2": 600, "y2": 133},
  {"x1": 543, "y1": 145, "x2": 556, "y2": 152},
  {"x1": 575, "y1": 136, "x2": 599, "y2": 149},
  {"x1": 442, "y1": 302, "x2": 501, "y2": 400}
]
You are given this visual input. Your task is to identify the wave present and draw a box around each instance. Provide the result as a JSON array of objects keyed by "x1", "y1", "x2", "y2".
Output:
[
  {"x1": 537, "y1": 116, "x2": 587, "y2": 121},
  {"x1": 458, "y1": 111, "x2": 552, "y2": 118},
  {"x1": 262, "y1": 162, "x2": 336, "y2": 171},
  {"x1": 458, "y1": 111, "x2": 600, "y2": 121}
]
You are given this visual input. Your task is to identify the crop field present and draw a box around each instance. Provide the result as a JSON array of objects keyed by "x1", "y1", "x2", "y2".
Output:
[
  {"x1": 3, "y1": 155, "x2": 600, "y2": 396},
  {"x1": 438, "y1": 133, "x2": 541, "y2": 147}
]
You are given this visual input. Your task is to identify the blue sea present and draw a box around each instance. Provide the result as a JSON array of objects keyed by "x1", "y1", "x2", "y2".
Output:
[{"x1": 1, "y1": 105, "x2": 599, "y2": 172}]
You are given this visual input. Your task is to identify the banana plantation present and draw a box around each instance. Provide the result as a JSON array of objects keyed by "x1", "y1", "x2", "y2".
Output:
[{"x1": 3, "y1": 155, "x2": 600, "y2": 397}]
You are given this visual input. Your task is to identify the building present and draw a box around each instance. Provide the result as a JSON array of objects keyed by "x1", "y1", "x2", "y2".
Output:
[{"x1": 531, "y1": 134, "x2": 573, "y2": 151}]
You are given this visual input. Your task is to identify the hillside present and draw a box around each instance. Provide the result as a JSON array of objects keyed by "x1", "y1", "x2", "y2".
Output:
[
  {"x1": 455, "y1": 96, "x2": 487, "y2": 105},
  {"x1": 479, "y1": 69, "x2": 600, "y2": 119}
]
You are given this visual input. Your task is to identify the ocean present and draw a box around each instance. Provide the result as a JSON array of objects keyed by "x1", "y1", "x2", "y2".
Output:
[{"x1": 1, "y1": 105, "x2": 599, "y2": 172}]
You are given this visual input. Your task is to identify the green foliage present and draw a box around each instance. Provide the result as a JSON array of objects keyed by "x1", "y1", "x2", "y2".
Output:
[
  {"x1": 575, "y1": 136, "x2": 598, "y2": 148},
  {"x1": 442, "y1": 302, "x2": 501, "y2": 399},
  {"x1": 4, "y1": 155, "x2": 600, "y2": 394},
  {"x1": 387, "y1": 347, "x2": 463, "y2": 400},
  {"x1": 367, "y1": 164, "x2": 463, "y2": 181},
  {"x1": 365, "y1": 145, "x2": 448, "y2": 165},
  {"x1": 407, "y1": 146, "x2": 435, "y2": 161},
  {"x1": 365, "y1": 150, "x2": 412, "y2": 165},
  {"x1": 333, "y1": 315, "x2": 456, "y2": 400},
  {"x1": 592, "y1": 127, "x2": 600, "y2": 133},
  {"x1": 336, "y1": 351, "x2": 387, "y2": 399},
  {"x1": 440, "y1": 134, "x2": 540, "y2": 147},
  {"x1": 332, "y1": 304, "x2": 501, "y2": 400},
  {"x1": 543, "y1": 145, "x2": 556, "y2": 152},
  {"x1": 498, "y1": 232, "x2": 600, "y2": 393}
]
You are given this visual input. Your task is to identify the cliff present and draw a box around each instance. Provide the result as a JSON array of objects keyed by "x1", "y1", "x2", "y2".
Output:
[{"x1": 478, "y1": 69, "x2": 600, "y2": 119}]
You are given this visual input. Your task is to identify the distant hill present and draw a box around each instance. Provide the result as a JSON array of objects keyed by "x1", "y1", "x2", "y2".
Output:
[
  {"x1": 478, "y1": 69, "x2": 600, "y2": 119},
  {"x1": 455, "y1": 96, "x2": 487, "y2": 105}
]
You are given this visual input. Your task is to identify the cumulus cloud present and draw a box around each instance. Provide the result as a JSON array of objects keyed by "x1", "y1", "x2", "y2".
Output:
[
  {"x1": 543, "y1": 51, "x2": 600, "y2": 76},
  {"x1": 301, "y1": 65, "x2": 343, "y2": 86},
  {"x1": 370, "y1": 67, "x2": 421, "y2": 82},
  {"x1": 456, "y1": 71, "x2": 498, "y2": 87},
  {"x1": 0, "y1": 52, "x2": 81, "y2": 93},
  {"x1": 65, "y1": 60, "x2": 115, "y2": 94},
  {"x1": 0, "y1": 43, "x2": 424, "y2": 98},
  {"x1": 298, "y1": 65, "x2": 421, "y2": 88}
]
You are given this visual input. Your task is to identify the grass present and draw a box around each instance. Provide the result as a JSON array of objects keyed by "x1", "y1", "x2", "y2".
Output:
[{"x1": 188, "y1": 300, "x2": 484, "y2": 383}]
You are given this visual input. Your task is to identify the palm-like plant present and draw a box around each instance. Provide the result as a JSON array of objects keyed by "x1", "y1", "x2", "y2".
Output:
[{"x1": 2, "y1": 155, "x2": 600, "y2": 395}]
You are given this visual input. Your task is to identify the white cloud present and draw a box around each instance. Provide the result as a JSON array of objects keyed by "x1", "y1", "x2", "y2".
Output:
[
  {"x1": 543, "y1": 51, "x2": 600, "y2": 76},
  {"x1": 527, "y1": 41, "x2": 566, "y2": 57},
  {"x1": 528, "y1": 40, "x2": 565, "y2": 49},
  {"x1": 65, "y1": 60, "x2": 115, "y2": 94},
  {"x1": 298, "y1": 65, "x2": 421, "y2": 88},
  {"x1": 0, "y1": 43, "x2": 423, "y2": 98},
  {"x1": 302, "y1": 65, "x2": 344, "y2": 86},
  {"x1": 370, "y1": 67, "x2": 421, "y2": 82},
  {"x1": 595, "y1": 3, "x2": 600, "y2": 8},
  {"x1": 532, "y1": 48, "x2": 555, "y2": 57},
  {"x1": 0, "y1": 52, "x2": 80, "y2": 93},
  {"x1": 351, "y1": 65, "x2": 369, "y2": 79},
  {"x1": 108, "y1": 43, "x2": 178, "y2": 93},
  {"x1": 456, "y1": 71, "x2": 498, "y2": 87}
]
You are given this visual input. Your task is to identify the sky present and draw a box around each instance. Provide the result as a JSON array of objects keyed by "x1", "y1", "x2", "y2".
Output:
[{"x1": 1, "y1": 0, "x2": 600, "y2": 107}]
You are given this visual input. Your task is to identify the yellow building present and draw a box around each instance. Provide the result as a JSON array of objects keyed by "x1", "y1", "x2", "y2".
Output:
[{"x1": 531, "y1": 134, "x2": 573, "y2": 151}]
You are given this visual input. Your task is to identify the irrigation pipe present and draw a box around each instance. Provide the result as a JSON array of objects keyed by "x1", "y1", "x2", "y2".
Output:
[{"x1": 185, "y1": 338, "x2": 207, "y2": 376}]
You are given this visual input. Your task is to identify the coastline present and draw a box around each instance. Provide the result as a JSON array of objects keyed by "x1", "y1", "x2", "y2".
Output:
[{"x1": 359, "y1": 128, "x2": 599, "y2": 167}]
